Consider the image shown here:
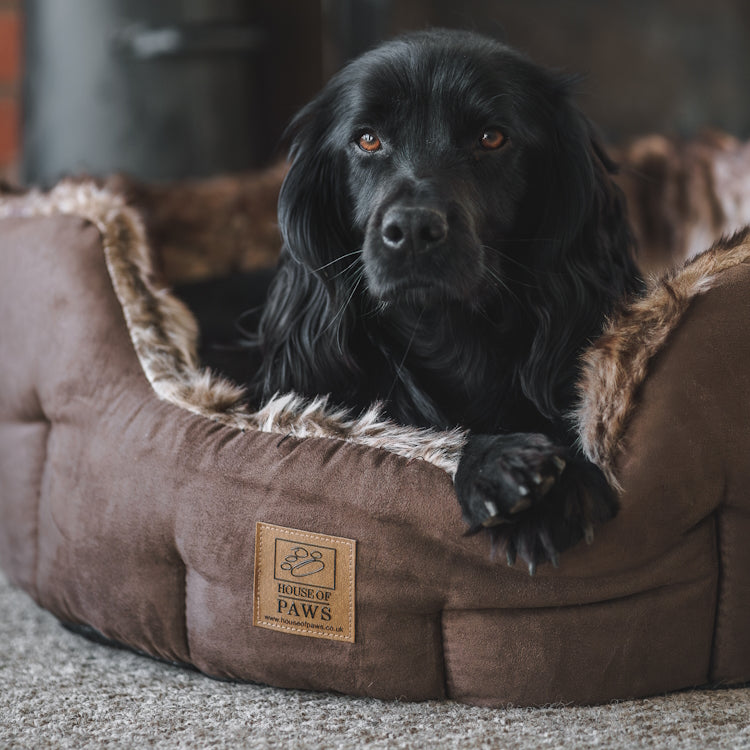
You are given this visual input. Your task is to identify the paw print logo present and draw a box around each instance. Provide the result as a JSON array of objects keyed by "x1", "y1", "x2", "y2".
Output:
[{"x1": 279, "y1": 546, "x2": 326, "y2": 578}]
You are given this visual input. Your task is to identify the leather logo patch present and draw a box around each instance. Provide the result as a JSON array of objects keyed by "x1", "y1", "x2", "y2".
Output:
[{"x1": 253, "y1": 522, "x2": 356, "y2": 643}]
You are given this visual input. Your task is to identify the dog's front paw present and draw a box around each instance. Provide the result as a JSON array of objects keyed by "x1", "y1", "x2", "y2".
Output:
[
  {"x1": 455, "y1": 433, "x2": 618, "y2": 573},
  {"x1": 455, "y1": 433, "x2": 568, "y2": 527}
]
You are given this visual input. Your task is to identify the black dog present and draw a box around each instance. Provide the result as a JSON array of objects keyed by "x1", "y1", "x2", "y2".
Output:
[{"x1": 251, "y1": 29, "x2": 642, "y2": 571}]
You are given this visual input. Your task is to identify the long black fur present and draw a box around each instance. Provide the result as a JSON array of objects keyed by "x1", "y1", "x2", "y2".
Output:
[{"x1": 249, "y1": 29, "x2": 642, "y2": 571}]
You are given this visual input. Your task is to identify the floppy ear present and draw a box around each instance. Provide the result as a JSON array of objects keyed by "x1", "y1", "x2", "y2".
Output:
[
  {"x1": 519, "y1": 84, "x2": 641, "y2": 422},
  {"x1": 533, "y1": 93, "x2": 633, "y2": 264},
  {"x1": 251, "y1": 86, "x2": 363, "y2": 404},
  {"x1": 277, "y1": 90, "x2": 355, "y2": 273}
]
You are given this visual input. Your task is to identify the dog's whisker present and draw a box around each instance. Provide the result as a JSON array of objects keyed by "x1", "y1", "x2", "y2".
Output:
[
  {"x1": 480, "y1": 244, "x2": 543, "y2": 275},
  {"x1": 471, "y1": 300, "x2": 500, "y2": 327},
  {"x1": 330, "y1": 257, "x2": 362, "y2": 280},
  {"x1": 482, "y1": 243, "x2": 574, "y2": 284},
  {"x1": 480, "y1": 244, "x2": 526, "y2": 269},
  {"x1": 322, "y1": 273, "x2": 364, "y2": 335},
  {"x1": 482, "y1": 265, "x2": 524, "y2": 306},
  {"x1": 486, "y1": 237, "x2": 559, "y2": 245},
  {"x1": 362, "y1": 299, "x2": 388, "y2": 319},
  {"x1": 312, "y1": 250, "x2": 361, "y2": 274},
  {"x1": 384, "y1": 306, "x2": 425, "y2": 406}
]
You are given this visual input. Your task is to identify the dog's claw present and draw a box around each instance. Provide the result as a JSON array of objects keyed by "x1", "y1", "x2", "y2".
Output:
[
  {"x1": 484, "y1": 500, "x2": 499, "y2": 517},
  {"x1": 584, "y1": 524, "x2": 595, "y2": 545},
  {"x1": 552, "y1": 456, "x2": 567, "y2": 474},
  {"x1": 539, "y1": 475, "x2": 556, "y2": 496},
  {"x1": 539, "y1": 529, "x2": 560, "y2": 568},
  {"x1": 482, "y1": 515, "x2": 507, "y2": 528},
  {"x1": 508, "y1": 496, "x2": 532, "y2": 514}
]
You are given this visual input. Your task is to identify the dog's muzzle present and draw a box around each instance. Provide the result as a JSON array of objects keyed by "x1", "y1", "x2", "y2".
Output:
[{"x1": 361, "y1": 186, "x2": 485, "y2": 305}]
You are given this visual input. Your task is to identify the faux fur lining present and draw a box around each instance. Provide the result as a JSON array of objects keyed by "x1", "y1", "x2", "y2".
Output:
[
  {"x1": 0, "y1": 181, "x2": 467, "y2": 476},
  {"x1": 575, "y1": 227, "x2": 750, "y2": 488}
]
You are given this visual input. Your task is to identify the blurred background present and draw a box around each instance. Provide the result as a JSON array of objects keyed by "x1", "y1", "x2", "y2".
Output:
[{"x1": 1, "y1": 0, "x2": 750, "y2": 185}]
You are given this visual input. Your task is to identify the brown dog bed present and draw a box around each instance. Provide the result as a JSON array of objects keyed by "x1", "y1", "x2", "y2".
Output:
[{"x1": 1, "y1": 180, "x2": 749, "y2": 707}]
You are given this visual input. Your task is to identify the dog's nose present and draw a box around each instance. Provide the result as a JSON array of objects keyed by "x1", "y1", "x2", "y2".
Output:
[{"x1": 381, "y1": 207, "x2": 448, "y2": 254}]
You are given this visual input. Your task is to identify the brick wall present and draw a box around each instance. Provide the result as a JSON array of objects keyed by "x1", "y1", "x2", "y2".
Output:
[{"x1": 0, "y1": 0, "x2": 20, "y2": 182}]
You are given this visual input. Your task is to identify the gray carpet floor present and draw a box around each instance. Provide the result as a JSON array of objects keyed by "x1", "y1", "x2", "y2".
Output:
[{"x1": 2, "y1": 570, "x2": 749, "y2": 749}]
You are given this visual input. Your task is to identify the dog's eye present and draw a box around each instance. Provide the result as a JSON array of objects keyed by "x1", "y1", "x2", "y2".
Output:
[
  {"x1": 479, "y1": 129, "x2": 506, "y2": 150},
  {"x1": 357, "y1": 131, "x2": 382, "y2": 153}
]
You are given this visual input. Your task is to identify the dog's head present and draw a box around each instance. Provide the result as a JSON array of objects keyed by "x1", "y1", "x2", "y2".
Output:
[
  {"x1": 279, "y1": 29, "x2": 631, "y2": 312},
  {"x1": 258, "y1": 29, "x2": 638, "y2": 417}
]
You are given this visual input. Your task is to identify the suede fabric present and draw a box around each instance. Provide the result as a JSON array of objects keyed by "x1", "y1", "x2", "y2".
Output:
[{"x1": 1, "y1": 211, "x2": 749, "y2": 707}]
